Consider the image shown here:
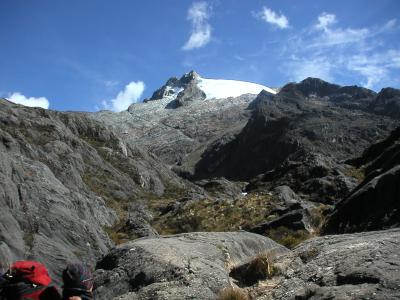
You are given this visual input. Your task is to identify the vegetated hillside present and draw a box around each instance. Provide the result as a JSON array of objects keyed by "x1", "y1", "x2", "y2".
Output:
[
  {"x1": 324, "y1": 126, "x2": 400, "y2": 233},
  {"x1": 0, "y1": 98, "x2": 192, "y2": 279}
]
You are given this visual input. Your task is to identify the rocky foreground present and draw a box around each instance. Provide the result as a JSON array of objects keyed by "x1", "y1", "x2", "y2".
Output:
[{"x1": 93, "y1": 229, "x2": 400, "y2": 300}]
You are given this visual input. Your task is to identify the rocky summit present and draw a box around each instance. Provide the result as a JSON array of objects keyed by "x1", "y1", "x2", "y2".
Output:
[{"x1": 1, "y1": 71, "x2": 400, "y2": 299}]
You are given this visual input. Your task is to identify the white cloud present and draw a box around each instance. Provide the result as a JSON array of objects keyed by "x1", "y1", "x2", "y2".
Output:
[
  {"x1": 7, "y1": 92, "x2": 50, "y2": 109},
  {"x1": 286, "y1": 56, "x2": 334, "y2": 82},
  {"x1": 104, "y1": 80, "x2": 119, "y2": 88},
  {"x1": 309, "y1": 12, "x2": 370, "y2": 48},
  {"x1": 183, "y1": 2, "x2": 212, "y2": 50},
  {"x1": 103, "y1": 81, "x2": 145, "y2": 112},
  {"x1": 280, "y1": 12, "x2": 400, "y2": 89},
  {"x1": 347, "y1": 50, "x2": 400, "y2": 88},
  {"x1": 310, "y1": 14, "x2": 398, "y2": 49},
  {"x1": 381, "y1": 19, "x2": 397, "y2": 31},
  {"x1": 259, "y1": 7, "x2": 289, "y2": 29},
  {"x1": 315, "y1": 12, "x2": 336, "y2": 31},
  {"x1": 312, "y1": 27, "x2": 370, "y2": 48}
]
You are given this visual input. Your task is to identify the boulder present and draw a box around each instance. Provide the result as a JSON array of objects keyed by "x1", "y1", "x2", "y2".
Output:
[
  {"x1": 258, "y1": 228, "x2": 400, "y2": 300},
  {"x1": 273, "y1": 185, "x2": 299, "y2": 206},
  {"x1": 250, "y1": 209, "x2": 306, "y2": 233},
  {"x1": 324, "y1": 165, "x2": 400, "y2": 233},
  {"x1": 94, "y1": 232, "x2": 287, "y2": 300}
]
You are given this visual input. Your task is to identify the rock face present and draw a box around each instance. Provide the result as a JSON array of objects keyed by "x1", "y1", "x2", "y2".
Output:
[
  {"x1": 246, "y1": 152, "x2": 360, "y2": 204},
  {"x1": 368, "y1": 87, "x2": 400, "y2": 119},
  {"x1": 324, "y1": 126, "x2": 400, "y2": 234},
  {"x1": 174, "y1": 81, "x2": 206, "y2": 108},
  {"x1": 256, "y1": 228, "x2": 400, "y2": 300},
  {"x1": 192, "y1": 78, "x2": 396, "y2": 181},
  {"x1": 94, "y1": 93, "x2": 257, "y2": 166},
  {"x1": 0, "y1": 99, "x2": 189, "y2": 279},
  {"x1": 143, "y1": 71, "x2": 200, "y2": 103},
  {"x1": 94, "y1": 232, "x2": 286, "y2": 300}
]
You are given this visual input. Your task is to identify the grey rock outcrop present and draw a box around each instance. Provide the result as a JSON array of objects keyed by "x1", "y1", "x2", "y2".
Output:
[
  {"x1": 119, "y1": 202, "x2": 159, "y2": 239},
  {"x1": 174, "y1": 81, "x2": 206, "y2": 108},
  {"x1": 368, "y1": 87, "x2": 400, "y2": 119},
  {"x1": 274, "y1": 186, "x2": 299, "y2": 206},
  {"x1": 256, "y1": 228, "x2": 400, "y2": 300},
  {"x1": 250, "y1": 209, "x2": 306, "y2": 233},
  {"x1": 93, "y1": 229, "x2": 400, "y2": 300},
  {"x1": 143, "y1": 71, "x2": 200, "y2": 104},
  {"x1": 324, "y1": 126, "x2": 400, "y2": 233},
  {"x1": 195, "y1": 177, "x2": 245, "y2": 201},
  {"x1": 95, "y1": 93, "x2": 256, "y2": 166},
  {"x1": 94, "y1": 232, "x2": 287, "y2": 300}
]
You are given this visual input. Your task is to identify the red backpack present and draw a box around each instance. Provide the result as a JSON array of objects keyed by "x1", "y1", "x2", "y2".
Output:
[
  {"x1": 8, "y1": 261, "x2": 51, "y2": 287},
  {"x1": 1, "y1": 261, "x2": 59, "y2": 300}
]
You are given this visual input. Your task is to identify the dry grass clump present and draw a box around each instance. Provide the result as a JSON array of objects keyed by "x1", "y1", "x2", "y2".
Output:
[
  {"x1": 217, "y1": 287, "x2": 249, "y2": 300},
  {"x1": 150, "y1": 193, "x2": 278, "y2": 235},
  {"x1": 250, "y1": 251, "x2": 278, "y2": 279},
  {"x1": 229, "y1": 250, "x2": 278, "y2": 287},
  {"x1": 265, "y1": 226, "x2": 311, "y2": 249},
  {"x1": 309, "y1": 204, "x2": 331, "y2": 232},
  {"x1": 344, "y1": 166, "x2": 365, "y2": 183}
]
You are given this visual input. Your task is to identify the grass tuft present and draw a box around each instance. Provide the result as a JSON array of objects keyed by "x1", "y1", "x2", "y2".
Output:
[
  {"x1": 344, "y1": 166, "x2": 365, "y2": 183},
  {"x1": 217, "y1": 287, "x2": 249, "y2": 300},
  {"x1": 265, "y1": 226, "x2": 311, "y2": 249},
  {"x1": 229, "y1": 250, "x2": 278, "y2": 287}
]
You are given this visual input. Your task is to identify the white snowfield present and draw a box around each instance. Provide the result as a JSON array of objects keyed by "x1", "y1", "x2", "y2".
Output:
[{"x1": 197, "y1": 77, "x2": 277, "y2": 100}]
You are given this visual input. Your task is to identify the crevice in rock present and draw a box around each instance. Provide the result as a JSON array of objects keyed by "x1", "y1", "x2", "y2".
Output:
[
  {"x1": 96, "y1": 255, "x2": 119, "y2": 271},
  {"x1": 336, "y1": 273, "x2": 380, "y2": 285},
  {"x1": 129, "y1": 272, "x2": 154, "y2": 292}
]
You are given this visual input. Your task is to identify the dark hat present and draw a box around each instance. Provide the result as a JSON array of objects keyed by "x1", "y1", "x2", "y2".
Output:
[{"x1": 62, "y1": 263, "x2": 93, "y2": 290}]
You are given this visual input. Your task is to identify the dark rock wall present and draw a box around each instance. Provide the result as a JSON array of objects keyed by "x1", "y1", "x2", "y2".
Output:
[{"x1": 324, "y1": 126, "x2": 400, "y2": 233}]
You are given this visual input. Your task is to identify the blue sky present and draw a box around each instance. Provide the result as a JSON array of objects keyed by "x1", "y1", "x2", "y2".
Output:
[{"x1": 1, "y1": 0, "x2": 399, "y2": 111}]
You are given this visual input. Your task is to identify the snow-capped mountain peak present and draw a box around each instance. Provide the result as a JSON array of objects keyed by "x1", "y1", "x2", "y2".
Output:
[{"x1": 139, "y1": 71, "x2": 276, "y2": 109}]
